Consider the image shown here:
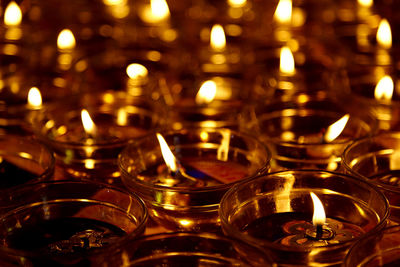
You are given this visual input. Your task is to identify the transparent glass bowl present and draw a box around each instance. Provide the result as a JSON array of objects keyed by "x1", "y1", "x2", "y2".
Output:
[
  {"x1": 344, "y1": 225, "x2": 400, "y2": 266},
  {"x1": 342, "y1": 131, "x2": 400, "y2": 223},
  {"x1": 0, "y1": 180, "x2": 148, "y2": 266},
  {"x1": 119, "y1": 128, "x2": 271, "y2": 231},
  {"x1": 32, "y1": 90, "x2": 165, "y2": 185},
  {"x1": 219, "y1": 170, "x2": 389, "y2": 266},
  {"x1": 240, "y1": 92, "x2": 377, "y2": 171},
  {"x1": 95, "y1": 232, "x2": 275, "y2": 266},
  {"x1": 0, "y1": 134, "x2": 54, "y2": 191}
]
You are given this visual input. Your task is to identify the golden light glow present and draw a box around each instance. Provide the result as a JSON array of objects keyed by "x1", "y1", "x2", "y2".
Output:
[
  {"x1": 228, "y1": 0, "x2": 247, "y2": 8},
  {"x1": 27, "y1": 87, "x2": 42, "y2": 107},
  {"x1": 126, "y1": 63, "x2": 148, "y2": 79},
  {"x1": 103, "y1": 0, "x2": 126, "y2": 5},
  {"x1": 57, "y1": 29, "x2": 76, "y2": 50},
  {"x1": 274, "y1": 0, "x2": 292, "y2": 24},
  {"x1": 195, "y1": 80, "x2": 217, "y2": 105},
  {"x1": 4, "y1": 1, "x2": 22, "y2": 26},
  {"x1": 117, "y1": 108, "x2": 128, "y2": 126},
  {"x1": 310, "y1": 192, "x2": 326, "y2": 227},
  {"x1": 280, "y1": 46, "x2": 295, "y2": 75},
  {"x1": 156, "y1": 133, "x2": 178, "y2": 172},
  {"x1": 210, "y1": 24, "x2": 226, "y2": 51},
  {"x1": 358, "y1": 0, "x2": 373, "y2": 7},
  {"x1": 81, "y1": 109, "x2": 97, "y2": 136},
  {"x1": 275, "y1": 174, "x2": 295, "y2": 213},
  {"x1": 217, "y1": 129, "x2": 231, "y2": 162},
  {"x1": 324, "y1": 114, "x2": 350, "y2": 142},
  {"x1": 374, "y1": 75, "x2": 394, "y2": 101},
  {"x1": 140, "y1": 0, "x2": 170, "y2": 23},
  {"x1": 85, "y1": 159, "x2": 95, "y2": 169},
  {"x1": 376, "y1": 19, "x2": 392, "y2": 49}
]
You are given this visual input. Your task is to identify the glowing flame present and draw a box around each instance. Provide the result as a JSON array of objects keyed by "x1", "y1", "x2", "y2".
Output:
[
  {"x1": 57, "y1": 29, "x2": 76, "y2": 50},
  {"x1": 280, "y1": 46, "x2": 295, "y2": 75},
  {"x1": 374, "y1": 75, "x2": 394, "y2": 101},
  {"x1": 210, "y1": 24, "x2": 226, "y2": 51},
  {"x1": 324, "y1": 114, "x2": 349, "y2": 142},
  {"x1": 27, "y1": 87, "x2": 42, "y2": 107},
  {"x1": 81, "y1": 109, "x2": 97, "y2": 136},
  {"x1": 4, "y1": 1, "x2": 22, "y2": 26},
  {"x1": 311, "y1": 192, "x2": 326, "y2": 227},
  {"x1": 217, "y1": 129, "x2": 231, "y2": 161},
  {"x1": 195, "y1": 80, "x2": 217, "y2": 105},
  {"x1": 228, "y1": 0, "x2": 247, "y2": 8},
  {"x1": 126, "y1": 63, "x2": 148, "y2": 79},
  {"x1": 156, "y1": 133, "x2": 178, "y2": 172},
  {"x1": 358, "y1": 0, "x2": 373, "y2": 7},
  {"x1": 274, "y1": 0, "x2": 292, "y2": 24},
  {"x1": 377, "y1": 19, "x2": 392, "y2": 49},
  {"x1": 141, "y1": 0, "x2": 170, "y2": 23}
]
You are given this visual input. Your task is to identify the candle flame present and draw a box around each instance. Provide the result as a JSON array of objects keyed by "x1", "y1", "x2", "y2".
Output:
[
  {"x1": 210, "y1": 24, "x2": 226, "y2": 51},
  {"x1": 195, "y1": 80, "x2": 217, "y2": 104},
  {"x1": 81, "y1": 109, "x2": 97, "y2": 136},
  {"x1": 311, "y1": 192, "x2": 326, "y2": 227},
  {"x1": 228, "y1": 0, "x2": 247, "y2": 8},
  {"x1": 358, "y1": 0, "x2": 373, "y2": 7},
  {"x1": 57, "y1": 29, "x2": 76, "y2": 50},
  {"x1": 324, "y1": 114, "x2": 350, "y2": 142},
  {"x1": 374, "y1": 75, "x2": 394, "y2": 101},
  {"x1": 274, "y1": 0, "x2": 292, "y2": 24},
  {"x1": 280, "y1": 46, "x2": 295, "y2": 75},
  {"x1": 117, "y1": 108, "x2": 128, "y2": 126},
  {"x1": 217, "y1": 129, "x2": 231, "y2": 162},
  {"x1": 4, "y1": 1, "x2": 22, "y2": 26},
  {"x1": 141, "y1": 0, "x2": 170, "y2": 23},
  {"x1": 376, "y1": 19, "x2": 392, "y2": 49},
  {"x1": 156, "y1": 133, "x2": 178, "y2": 172},
  {"x1": 27, "y1": 87, "x2": 42, "y2": 107},
  {"x1": 126, "y1": 63, "x2": 148, "y2": 79}
]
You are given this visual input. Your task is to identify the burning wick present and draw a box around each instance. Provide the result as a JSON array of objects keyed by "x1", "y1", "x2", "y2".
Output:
[
  {"x1": 306, "y1": 192, "x2": 334, "y2": 240},
  {"x1": 156, "y1": 133, "x2": 205, "y2": 186}
]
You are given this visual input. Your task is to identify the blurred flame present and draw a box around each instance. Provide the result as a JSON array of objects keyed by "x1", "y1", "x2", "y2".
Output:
[
  {"x1": 210, "y1": 24, "x2": 226, "y2": 51},
  {"x1": 377, "y1": 19, "x2": 392, "y2": 49},
  {"x1": 228, "y1": 0, "x2": 246, "y2": 8},
  {"x1": 324, "y1": 114, "x2": 349, "y2": 142},
  {"x1": 217, "y1": 129, "x2": 231, "y2": 161},
  {"x1": 27, "y1": 87, "x2": 42, "y2": 107},
  {"x1": 117, "y1": 108, "x2": 128, "y2": 126},
  {"x1": 274, "y1": 0, "x2": 292, "y2": 24},
  {"x1": 4, "y1": 1, "x2": 22, "y2": 26},
  {"x1": 81, "y1": 109, "x2": 97, "y2": 136},
  {"x1": 141, "y1": 0, "x2": 170, "y2": 23},
  {"x1": 126, "y1": 63, "x2": 148, "y2": 79},
  {"x1": 280, "y1": 46, "x2": 295, "y2": 75},
  {"x1": 311, "y1": 192, "x2": 326, "y2": 226},
  {"x1": 156, "y1": 133, "x2": 178, "y2": 172},
  {"x1": 195, "y1": 80, "x2": 217, "y2": 104},
  {"x1": 57, "y1": 29, "x2": 76, "y2": 50},
  {"x1": 358, "y1": 0, "x2": 373, "y2": 7},
  {"x1": 374, "y1": 75, "x2": 394, "y2": 101}
]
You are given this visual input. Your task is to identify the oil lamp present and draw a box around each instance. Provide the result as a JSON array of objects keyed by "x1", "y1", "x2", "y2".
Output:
[
  {"x1": 0, "y1": 180, "x2": 148, "y2": 266},
  {"x1": 119, "y1": 128, "x2": 271, "y2": 231},
  {"x1": 32, "y1": 91, "x2": 165, "y2": 184},
  {"x1": 219, "y1": 170, "x2": 389, "y2": 266},
  {"x1": 344, "y1": 225, "x2": 400, "y2": 266},
  {"x1": 240, "y1": 92, "x2": 376, "y2": 171},
  {"x1": 342, "y1": 131, "x2": 400, "y2": 223}
]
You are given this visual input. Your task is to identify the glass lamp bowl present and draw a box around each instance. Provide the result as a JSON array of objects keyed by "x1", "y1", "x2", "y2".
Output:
[
  {"x1": 0, "y1": 133, "x2": 54, "y2": 191},
  {"x1": 32, "y1": 90, "x2": 165, "y2": 185},
  {"x1": 94, "y1": 232, "x2": 275, "y2": 267},
  {"x1": 240, "y1": 92, "x2": 377, "y2": 171},
  {"x1": 344, "y1": 225, "x2": 400, "y2": 267},
  {"x1": 0, "y1": 180, "x2": 148, "y2": 266},
  {"x1": 219, "y1": 170, "x2": 389, "y2": 266},
  {"x1": 119, "y1": 128, "x2": 271, "y2": 231},
  {"x1": 342, "y1": 131, "x2": 400, "y2": 223}
]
